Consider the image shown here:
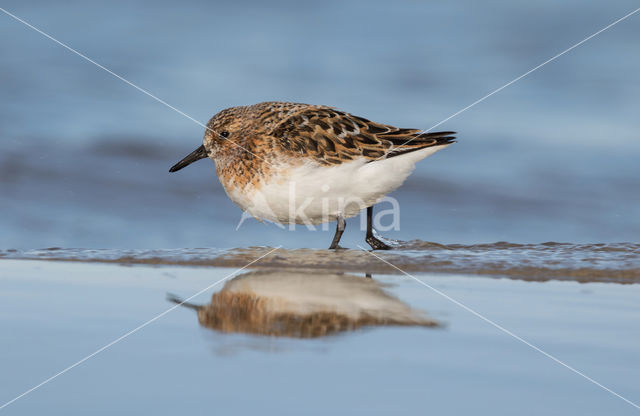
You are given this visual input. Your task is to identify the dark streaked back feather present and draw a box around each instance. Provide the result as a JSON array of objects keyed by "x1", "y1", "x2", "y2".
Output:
[{"x1": 268, "y1": 105, "x2": 456, "y2": 165}]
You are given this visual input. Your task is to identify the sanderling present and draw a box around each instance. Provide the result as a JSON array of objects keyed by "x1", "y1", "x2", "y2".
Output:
[{"x1": 169, "y1": 102, "x2": 455, "y2": 250}]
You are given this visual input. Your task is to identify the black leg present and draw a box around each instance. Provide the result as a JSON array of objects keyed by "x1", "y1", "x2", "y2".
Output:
[
  {"x1": 366, "y1": 205, "x2": 392, "y2": 250},
  {"x1": 329, "y1": 214, "x2": 346, "y2": 249}
]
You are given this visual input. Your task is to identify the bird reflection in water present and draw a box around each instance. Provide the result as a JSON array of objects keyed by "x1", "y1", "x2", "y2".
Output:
[{"x1": 169, "y1": 270, "x2": 438, "y2": 338}]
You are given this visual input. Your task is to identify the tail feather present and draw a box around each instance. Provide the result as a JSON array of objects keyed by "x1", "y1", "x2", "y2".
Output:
[{"x1": 383, "y1": 131, "x2": 456, "y2": 158}]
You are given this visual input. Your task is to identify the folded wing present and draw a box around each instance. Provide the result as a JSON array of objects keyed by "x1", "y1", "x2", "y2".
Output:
[{"x1": 270, "y1": 106, "x2": 456, "y2": 165}]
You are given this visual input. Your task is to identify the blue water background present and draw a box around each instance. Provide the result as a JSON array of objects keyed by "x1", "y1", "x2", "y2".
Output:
[{"x1": 1, "y1": 0, "x2": 639, "y2": 249}]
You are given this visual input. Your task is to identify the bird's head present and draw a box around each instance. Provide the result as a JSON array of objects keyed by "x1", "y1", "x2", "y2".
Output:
[{"x1": 169, "y1": 106, "x2": 246, "y2": 173}]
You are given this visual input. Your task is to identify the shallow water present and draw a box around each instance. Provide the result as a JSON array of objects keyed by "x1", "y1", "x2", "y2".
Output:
[
  {"x1": 1, "y1": 259, "x2": 639, "y2": 415},
  {"x1": 3, "y1": 242, "x2": 640, "y2": 283}
]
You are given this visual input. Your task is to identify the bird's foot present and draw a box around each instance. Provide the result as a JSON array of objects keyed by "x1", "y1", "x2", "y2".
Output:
[{"x1": 366, "y1": 235, "x2": 392, "y2": 250}]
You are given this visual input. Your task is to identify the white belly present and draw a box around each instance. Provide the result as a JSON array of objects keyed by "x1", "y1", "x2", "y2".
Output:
[{"x1": 225, "y1": 145, "x2": 447, "y2": 225}]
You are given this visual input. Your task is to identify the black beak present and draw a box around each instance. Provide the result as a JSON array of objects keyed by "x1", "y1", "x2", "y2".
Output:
[{"x1": 169, "y1": 145, "x2": 208, "y2": 172}]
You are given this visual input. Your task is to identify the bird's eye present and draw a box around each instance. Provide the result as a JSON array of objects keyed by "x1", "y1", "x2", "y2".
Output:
[{"x1": 220, "y1": 131, "x2": 230, "y2": 138}]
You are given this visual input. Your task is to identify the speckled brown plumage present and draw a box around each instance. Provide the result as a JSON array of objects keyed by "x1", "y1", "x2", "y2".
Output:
[
  {"x1": 169, "y1": 101, "x2": 457, "y2": 248},
  {"x1": 203, "y1": 101, "x2": 456, "y2": 191}
]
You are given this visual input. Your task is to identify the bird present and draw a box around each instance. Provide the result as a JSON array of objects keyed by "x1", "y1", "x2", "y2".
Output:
[{"x1": 169, "y1": 102, "x2": 455, "y2": 250}]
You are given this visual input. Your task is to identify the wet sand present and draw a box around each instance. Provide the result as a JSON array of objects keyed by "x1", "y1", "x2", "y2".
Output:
[
  {"x1": 1, "y1": 258, "x2": 639, "y2": 415},
  {"x1": 3, "y1": 242, "x2": 639, "y2": 284}
]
